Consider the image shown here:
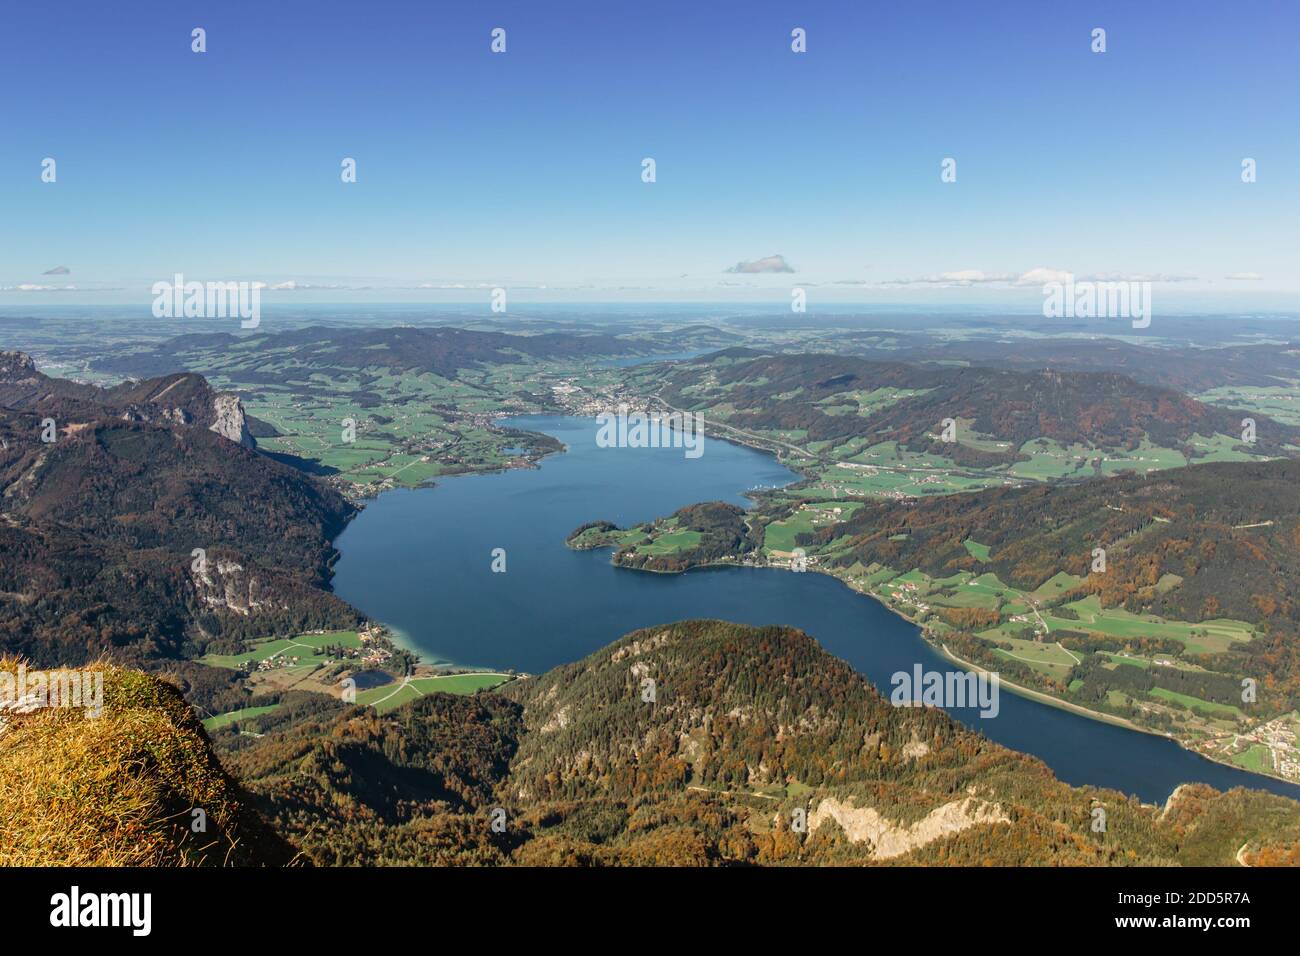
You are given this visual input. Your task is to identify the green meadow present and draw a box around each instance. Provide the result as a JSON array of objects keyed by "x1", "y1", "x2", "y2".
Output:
[
  {"x1": 1039, "y1": 596, "x2": 1254, "y2": 653},
  {"x1": 763, "y1": 501, "x2": 863, "y2": 553},
  {"x1": 355, "y1": 673, "x2": 513, "y2": 712},
  {"x1": 636, "y1": 529, "x2": 702, "y2": 555},
  {"x1": 200, "y1": 630, "x2": 363, "y2": 670},
  {"x1": 1148, "y1": 686, "x2": 1243, "y2": 718},
  {"x1": 202, "y1": 704, "x2": 280, "y2": 731},
  {"x1": 991, "y1": 637, "x2": 1079, "y2": 679}
]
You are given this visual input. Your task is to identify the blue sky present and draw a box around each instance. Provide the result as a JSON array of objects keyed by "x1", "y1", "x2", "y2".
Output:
[{"x1": 1, "y1": 0, "x2": 1296, "y2": 307}]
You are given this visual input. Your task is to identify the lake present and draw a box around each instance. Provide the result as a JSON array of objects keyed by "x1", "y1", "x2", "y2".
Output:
[{"x1": 332, "y1": 414, "x2": 1300, "y2": 804}]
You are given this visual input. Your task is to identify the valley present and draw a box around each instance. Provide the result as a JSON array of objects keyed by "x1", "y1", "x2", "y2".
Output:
[
  {"x1": 5, "y1": 0, "x2": 1298, "y2": 896},
  {"x1": 569, "y1": 456, "x2": 1300, "y2": 784},
  {"x1": 5, "y1": 316, "x2": 1300, "y2": 869}
]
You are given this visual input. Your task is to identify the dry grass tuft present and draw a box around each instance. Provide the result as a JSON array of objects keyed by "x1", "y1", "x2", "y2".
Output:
[{"x1": 0, "y1": 656, "x2": 299, "y2": 866}]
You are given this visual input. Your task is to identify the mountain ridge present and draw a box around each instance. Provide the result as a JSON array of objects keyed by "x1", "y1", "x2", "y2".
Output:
[
  {"x1": 0, "y1": 359, "x2": 358, "y2": 667},
  {"x1": 214, "y1": 620, "x2": 1300, "y2": 865},
  {"x1": 0, "y1": 350, "x2": 256, "y2": 448},
  {"x1": 652, "y1": 350, "x2": 1299, "y2": 461}
]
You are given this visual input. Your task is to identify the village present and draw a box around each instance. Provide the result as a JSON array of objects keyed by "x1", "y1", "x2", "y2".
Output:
[
  {"x1": 245, "y1": 623, "x2": 395, "y2": 674},
  {"x1": 1206, "y1": 713, "x2": 1300, "y2": 781}
]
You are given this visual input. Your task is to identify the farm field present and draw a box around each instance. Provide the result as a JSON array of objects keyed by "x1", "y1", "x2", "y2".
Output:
[
  {"x1": 1148, "y1": 686, "x2": 1243, "y2": 718},
  {"x1": 1198, "y1": 383, "x2": 1300, "y2": 428},
  {"x1": 637, "y1": 529, "x2": 702, "y2": 555},
  {"x1": 201, "y1": 704, "x2": 280, "y2": 732},
  {"x1": 241, "y1": 376, "x2": 527, "y2": 489},
  {"x1": 1039, "y1": 596, "x2": 1255, "y2": 654},
  {"x1": 355, "y1": 673, "x2": 513, "y2": 712},
  {"x1": 763, "y1": 501, "x2": 862, "y2": 553},
  {"x1": 1230, "y1": 744, "x2": 1275, "y2": 773},
  {"x1": 567, "y1": 524, "x2": 647, "y2": 550},
  {"x1": 1031, "y1": 571, "x2": 1084, "y2": 601},
  {"x1": 121, "y1": 333, "x2": 587, "y2": 492},
  {"x1": 868, "y1": 567, "x2": 1032, "y2": 618},
  {"x1": 200, "y1": 631, "x2": 363, "y2": 670},
  {"x1": 780, "y1": 540, "x2": 1285, "y2": 776},
  {"x1": 991, "y1": 637, "x2": 1079, "y2": 680}
]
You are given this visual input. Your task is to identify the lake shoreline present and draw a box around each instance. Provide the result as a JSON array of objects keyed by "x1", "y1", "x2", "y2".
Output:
[
  {"x1": 330, "y1": 413, "x2": 1300, "y2": 800},
  {"x1": 573, "y1": 537, "x2": 1292, "y2": 791},
  {"x1": 555, "y1": 412, "x2": 1296, "y2": 792}
]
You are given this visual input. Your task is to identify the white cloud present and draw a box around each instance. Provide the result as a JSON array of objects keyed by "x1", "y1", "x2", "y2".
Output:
[
  {"x1": 1080, "y1": 271, "x2": 1198, "y2": 283},
  {"x1": 879, "y1": 267, "x2": 1199, "y2": 288},
  {"x1": 256, "y1": 280, "x2": 367, "y2": 291},
  {"x1": 724, "y1": 254, "x2": 795, "y2": 274},
  {"x1": 1014, "y1": 267, "x2": 1073, "y2": 286},
  {"x1": 883, "y1": 269, "x2": 1015, "y2": 287},
  {"x1": 1225, "y1": 272, "x2": 1263, "y2": 281}
]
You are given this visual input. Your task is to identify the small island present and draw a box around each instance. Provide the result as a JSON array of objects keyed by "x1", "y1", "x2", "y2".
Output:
[{"x1": 566, "y1": 501, "x2": 759, "y2": 572}]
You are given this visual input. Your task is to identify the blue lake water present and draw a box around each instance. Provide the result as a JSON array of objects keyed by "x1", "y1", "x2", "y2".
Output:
[
  {"x1": 601, "y1": 350, "x2": 711, "y2": 367},
  {"x1": 332, "y1": 414, "x2": 1300, "y2": 804}
]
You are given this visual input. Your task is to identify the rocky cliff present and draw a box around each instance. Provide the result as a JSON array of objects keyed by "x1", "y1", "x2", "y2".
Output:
[{"x1": 0, "y1": 351, "x2": 255, "y2": 449}]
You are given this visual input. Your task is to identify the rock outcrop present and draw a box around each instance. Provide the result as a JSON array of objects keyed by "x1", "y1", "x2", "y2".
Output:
[
  {"x1": 209, "y1": 392, "x2": 255, "y2": 448},
  {"x1": 0, "y1": 351, "x2": 255, "y2": 448},
  {"x1": 809, "y1": 796, "x2": 1011, "y2": 859}
]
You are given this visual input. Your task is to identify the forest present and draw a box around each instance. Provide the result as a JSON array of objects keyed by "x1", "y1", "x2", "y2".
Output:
[
  {"x1": 219, "y1": 619, "x2": 1300, "y2": 866},
  {"x1": 653, "y1": 351, "x2": 1299, "y2": 459},
  {"x1": 0, "y1": 359, "x2": 359, "y2": 667}
]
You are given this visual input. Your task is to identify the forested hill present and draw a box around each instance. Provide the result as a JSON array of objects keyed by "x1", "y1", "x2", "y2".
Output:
[
  {"x1": 226, "y1": 620, "x2": 1300, "y2": 866},
  {"x1": 819, "y1": 458, "x2": 1300, "y2": 630},
  {"x1": 0, "y1": 359, "x2": 358, "y2": 666},
  {"x1": 833, "y1": 333, "x2": 1300, "y2": 393},
  {"x1": 652, "y1": 351, "x2": 1297, "y2": 461},
  {"x1": 94, "y1": 324, "x2": 639, "y2": 380},
  {"x1": 0, "y1": 349, "x2": 255, "y2": 446},
  {"x1": 799, "y1": 457, "x2": 1300, "y2": 701}
]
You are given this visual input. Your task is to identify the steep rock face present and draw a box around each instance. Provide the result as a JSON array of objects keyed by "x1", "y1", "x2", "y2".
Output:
[
  {"x1": 0, "y1": 351, "x2": 39, "y2": 381},
  {"x1": 106, "y1": 372, "x2": 257, "y2": 449},
  {"x1": 0, "y1": 352, "x2": 255, "y2": 449},
  {"x1": 208, "y1": 392, "x2": 255, "y2": 448},
  {"x1": 191, "y1": 558, "x2": 266, "y2": 616}
]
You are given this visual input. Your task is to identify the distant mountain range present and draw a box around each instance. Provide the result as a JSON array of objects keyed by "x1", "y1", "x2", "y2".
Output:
[
  {"x1": 833, "y1": 332, "x2": 1300, "y2": 393},
  {"x1": 650, "y1": 350, "x2": 1297, "y2": 464},
  {"x1": 94, "y1": 325, "x2": 640, "y2": 381}
]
